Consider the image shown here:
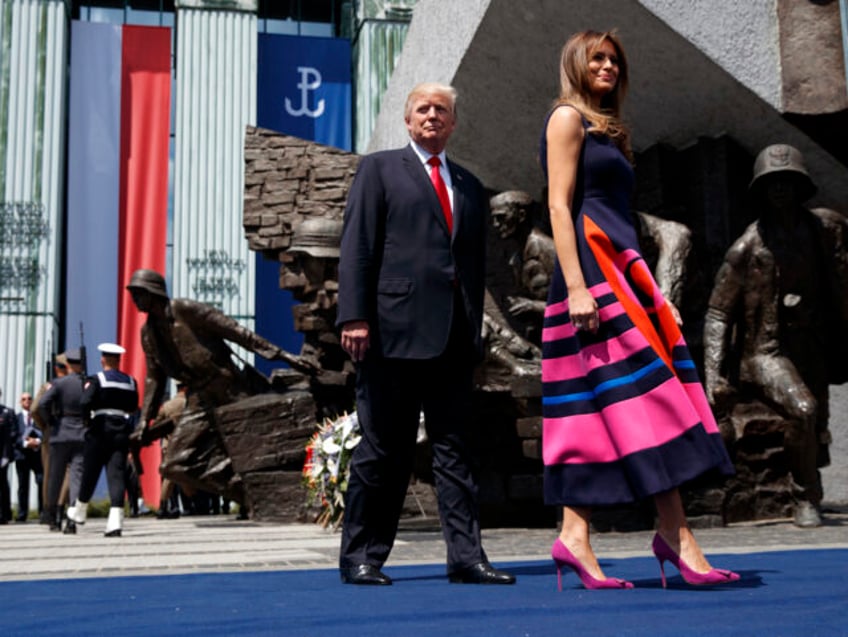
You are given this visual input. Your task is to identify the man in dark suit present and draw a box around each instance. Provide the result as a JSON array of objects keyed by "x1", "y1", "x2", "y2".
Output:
[
  {"x1": 0, "y1": 389, "x2": 15, "y2": 523},
  {"x1": 336, "y1": 82, "x2": 515, "y2": 586},
  {"x1": 14, "y1": 392, "x2": 43, "y2": 521}
]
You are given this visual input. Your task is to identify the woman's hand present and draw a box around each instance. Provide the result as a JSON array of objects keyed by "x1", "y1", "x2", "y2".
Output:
[{"x1": 569, "y1": 286, "x2": 599, "y2": 333}]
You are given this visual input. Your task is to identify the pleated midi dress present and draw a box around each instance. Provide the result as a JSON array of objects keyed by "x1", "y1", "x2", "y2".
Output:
[{"x1": 540, "y1": 108, "x2": 734, "y2": 506}]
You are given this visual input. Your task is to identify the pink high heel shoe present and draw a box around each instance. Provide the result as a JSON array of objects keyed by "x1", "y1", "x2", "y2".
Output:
[
  {"x1": 551, "y1": 539, "x2": 634, "y2": 590},
  {"x1": 651, "y1": 533, "x2": 740, "y2": 588}
]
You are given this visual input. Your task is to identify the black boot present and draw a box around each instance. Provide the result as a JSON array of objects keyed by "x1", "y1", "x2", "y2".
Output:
[
  {"x1": 48, "y1": 506, "x2": 62, "y2": 532},
  {"x1": 156, "y1": 501, "x2": 179, "y2": 519}
]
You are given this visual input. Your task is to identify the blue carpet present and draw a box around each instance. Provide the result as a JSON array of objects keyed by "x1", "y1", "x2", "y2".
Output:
[{"x1": 1, "y1": 549, "x2": 845, "y2": 637}]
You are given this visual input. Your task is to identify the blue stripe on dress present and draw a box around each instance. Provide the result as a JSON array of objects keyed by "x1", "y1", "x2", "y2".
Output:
[
  {"x1": 543, "y1": 345, "x2": 659, "y2": 396},
  {"x1": 543, "y1": 357, "x2": 666, "y2": 406},
  {"x1": 543, "y1": 363, "x2": 674, "y2": 418}
]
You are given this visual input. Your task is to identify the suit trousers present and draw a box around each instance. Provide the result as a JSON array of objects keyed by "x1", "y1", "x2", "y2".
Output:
[
  {"x1": 15, "y1": 450, "x2": 44, "y2": 518},
  {"x1": 340, "y1": 304, "x2": 485, "y2": 572}
]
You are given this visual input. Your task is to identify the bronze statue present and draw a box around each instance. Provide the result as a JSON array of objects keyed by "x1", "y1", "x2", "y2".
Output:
[
  {"x1": 127, "y1": 268, "x2": 315, "y2": 507},
  {"x1": 280, "y1": 218, "x2": 354, "y2": 417},
  {"x1": 494, "y1": 190, "x2": 693, "y2": 321},
  {"x1": 703, "y1": 144, "x2": 848, "y2": 527},
  {"x1": 632, "y1": 211, "x2": 693, "y2": 310},
  {"x1": 281, "y1": 217, "x2": 343, "y2": 307},
  {"x1": 488, "y1": 190, "x2": 556, "y2": 323}
]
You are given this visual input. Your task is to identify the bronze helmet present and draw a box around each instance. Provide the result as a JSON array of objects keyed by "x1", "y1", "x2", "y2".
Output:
[
  {"x1": 288, "y1": 217, "x2": 343, "y2": 259},
  {"x1": 749, "y1": 144, "x2": 817, "y2": 201},
  {"x1": 126, "y1": 268, "x2": 169, "y2": 298}
]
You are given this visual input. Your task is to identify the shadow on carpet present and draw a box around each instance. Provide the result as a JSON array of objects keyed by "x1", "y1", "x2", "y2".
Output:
[{"x1": 1, "y1": 549, "x2": 845, "y2": 637}]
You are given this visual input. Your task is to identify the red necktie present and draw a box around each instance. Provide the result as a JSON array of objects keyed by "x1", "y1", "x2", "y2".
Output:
[{"x1": 427, "y1": 156, "x2": 452, "y2": 233}]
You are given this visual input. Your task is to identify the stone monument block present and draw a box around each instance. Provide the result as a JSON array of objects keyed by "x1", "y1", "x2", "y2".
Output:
[{"x1": 216, "y1": 391, "x2": 317, "y2": 473}]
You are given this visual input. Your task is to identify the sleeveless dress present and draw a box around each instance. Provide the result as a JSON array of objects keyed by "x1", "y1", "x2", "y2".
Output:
[{"x1": 540, "y1": 107, "x2": 734, "y2": 506}]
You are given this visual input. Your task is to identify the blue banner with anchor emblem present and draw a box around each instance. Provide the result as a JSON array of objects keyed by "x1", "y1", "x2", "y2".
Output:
[
  {"x1": 254, "y1": 34, "x2": 352, "y2": 374},
  {"x1": 257, "y1": 34, "x2": 352, "y2": 150}
]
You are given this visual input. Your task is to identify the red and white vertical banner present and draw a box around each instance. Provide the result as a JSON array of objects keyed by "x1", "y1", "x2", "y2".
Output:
[{"x1": 67, "y1": 22, "x2": 171, "y2": 506}]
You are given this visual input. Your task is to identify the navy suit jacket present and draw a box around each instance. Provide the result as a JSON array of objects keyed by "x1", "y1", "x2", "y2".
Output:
[
  {"x1": 14, "y1": 412, "x2": 42, "y2": 461},
  {"x1": 337, "y1": 144, "x2": 488, "y2": 360}
]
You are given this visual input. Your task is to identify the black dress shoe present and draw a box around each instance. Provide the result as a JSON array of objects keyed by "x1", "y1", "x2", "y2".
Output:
[
  {"x1": 448, "y1": 562, "x2": 516, "y2": 585},
  {"x1": 62, "y1": 520, "x2": 76, "y2": 534},
  {"x1": 340, "y1": 564, "x2": 392, "y2": 586},
  {"x1": 104, "y1": 529, "x2": 122, "y2": 537}
]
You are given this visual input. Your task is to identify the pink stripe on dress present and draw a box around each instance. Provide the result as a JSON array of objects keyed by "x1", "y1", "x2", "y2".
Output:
[
  {"x1": 542, "y1": 376, "x2": 703, "y2": 465},
  {"x1": 681, "y1": 380, "x2": 721, "y2": 435},
  {"x1": 542, "y1": 322, "x2": 659, "y2": 382}
]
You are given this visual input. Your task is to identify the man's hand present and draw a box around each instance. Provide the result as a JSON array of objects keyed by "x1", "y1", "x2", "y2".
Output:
[{"x1": 341, "y1": 320, "x2": 370, "y2": 362}]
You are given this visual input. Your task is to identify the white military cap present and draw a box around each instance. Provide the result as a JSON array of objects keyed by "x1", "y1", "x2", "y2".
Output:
[{"x1": 97, "y1": 342, "x2": 126, "y2": 355}]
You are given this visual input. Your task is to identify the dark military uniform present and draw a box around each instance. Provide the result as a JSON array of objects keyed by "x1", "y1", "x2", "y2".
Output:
[
  {"x1": 37, "y1": 372, "x2": 86, "y2": 529},
  {"x1": 0, "y1": 403, "x2": 16, "y2": 522},
  {"x1": 78, "y1": 369, "x2": 139, "y2": 509}
]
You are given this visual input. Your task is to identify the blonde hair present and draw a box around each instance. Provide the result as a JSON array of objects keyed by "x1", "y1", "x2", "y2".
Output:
[
  {"x1": 404, "y1": 82, "x2": 458, "y2": 120},
  {"x1": 555, "y1": 30, "x2": 631, "y2": 159}
]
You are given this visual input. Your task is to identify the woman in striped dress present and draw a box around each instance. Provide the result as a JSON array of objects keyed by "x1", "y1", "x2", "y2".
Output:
[{"x1": 541, "y1": 30, "x2": 739, "y2": 590}]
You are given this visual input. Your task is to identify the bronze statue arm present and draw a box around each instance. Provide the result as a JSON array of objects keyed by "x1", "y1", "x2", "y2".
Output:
[
  {"x1": 139, "y1": 328, "x2": 169, "y2": 426},
  {"x1": 637, "y1": 212, "x2": 692, "y2": 308},
  {"x1": 482, "y1": 311, "x2": 541, "y2": 360},
  {"x1": 507, "y1": 296, "x2": 546, "y2": 318},
  {"x1": 703, "y1": 257, "x2": 744, "y2": 405},
  {"x1": 178, "y1": 299, "x2": 319, "y2": 375},
  {"x1": 184, "y1": 300, "x2": 282, "y2": 359}
]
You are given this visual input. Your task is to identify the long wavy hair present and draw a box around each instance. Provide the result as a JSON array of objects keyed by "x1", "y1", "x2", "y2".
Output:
[{"x1": 555, "y1": 30, "x2": 631, "y2": 159}]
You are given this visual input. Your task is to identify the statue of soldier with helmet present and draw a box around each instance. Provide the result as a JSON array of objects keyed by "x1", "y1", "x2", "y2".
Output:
[
  {"x1": 704, "y1": 144, "x2": 848, "y2": 528},
  {"x1": 280, "y1": 217, "x2": 355, "y2": 418},
  {"x1": 126, "y1": 268, "x2": 317, "y2": 508}
]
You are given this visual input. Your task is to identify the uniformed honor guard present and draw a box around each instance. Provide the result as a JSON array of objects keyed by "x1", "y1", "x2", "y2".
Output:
[
  {"x1": 38, "y1": 348, "x2": 87, "y2": 532},
  {"x1": 69, "y1": 343, "x2": 139, "y2": 537}
]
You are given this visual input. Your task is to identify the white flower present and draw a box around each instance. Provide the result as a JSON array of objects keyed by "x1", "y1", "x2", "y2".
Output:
[
  {"x1": 344, "y1": 435, "x2": 361, "y2": 450},
  {"x1": 322, "y1": 438, "x2": 341, "y2": 455}
]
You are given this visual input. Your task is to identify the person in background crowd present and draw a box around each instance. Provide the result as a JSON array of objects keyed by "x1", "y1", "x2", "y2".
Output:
[
  {"x1": 14, "y1": 392, "x2": 43, "y2": 521},
  {"x1": 38, "y1": 349, "x2": 87, "y2": 533},
  {"x1": 0, "y1": 389, "x2": 16, "y2": 524},
  {"x1": 30, "y1": 354, "x2": 71, "y2": 525}
]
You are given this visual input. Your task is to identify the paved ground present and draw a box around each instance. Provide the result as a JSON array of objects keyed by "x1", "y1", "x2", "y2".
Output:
[{"x1": 1, "y1": 506, "x2": 845, "y2": 582}]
